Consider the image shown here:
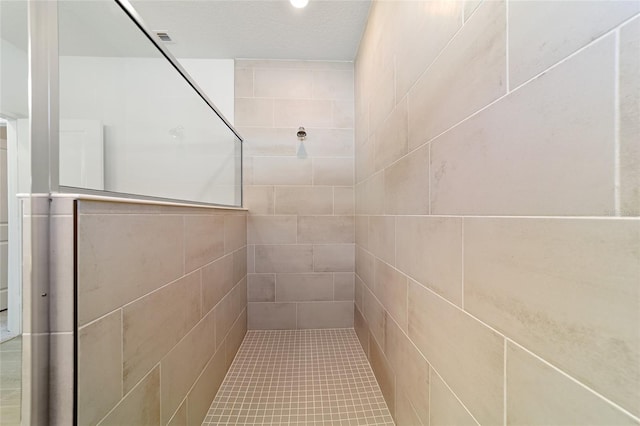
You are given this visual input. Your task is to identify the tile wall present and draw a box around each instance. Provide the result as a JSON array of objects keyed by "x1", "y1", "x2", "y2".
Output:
[
  {"x1": 354, "y1": 1, "x2": 640, "y2": 425},
  {"x1": 73, "y1": 200, "x2": 247, "y2": 425},
  {"x1": 236, "y1": 60, "x2": 356, "y2": 329}
]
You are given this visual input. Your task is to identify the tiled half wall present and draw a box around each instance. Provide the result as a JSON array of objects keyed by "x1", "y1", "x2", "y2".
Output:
[
  {"x1": 236, "y1": 60, "x2": 356, "y2": 329},
  {"x1": 74, "y1": 200, "x2": 247, "y2": 425},
  {"x1": 354, "y1": 1, "x2": 640, "y2": 425}
]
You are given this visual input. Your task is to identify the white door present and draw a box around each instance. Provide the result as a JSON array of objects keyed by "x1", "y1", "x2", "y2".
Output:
[{"x1": 59, "y1": 119, "x2": 104, "y2": 190}]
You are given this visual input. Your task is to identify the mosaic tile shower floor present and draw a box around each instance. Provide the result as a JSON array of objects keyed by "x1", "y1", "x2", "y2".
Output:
[{"x1": 204, "y1": 329, "x2": 394, "y2": 425}]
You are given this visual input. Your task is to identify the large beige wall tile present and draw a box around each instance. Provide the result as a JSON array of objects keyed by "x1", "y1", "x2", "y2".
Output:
[
  {"x1": 384, "y1": 317, "x2": 430, "y2": 424},
  {"x1": 363, "y1": 286, "x2": 386, "y2": 347},
  {"x1": 252, "y1": 157, "x2": 312, "y2": 185},
  {"x1": 303, "y1": 129, "x2": 354, "y2": 157},
  {"x1": 234, "y1": 67, "x2": 253, "y2": 98},
  {"x1": 243, "y1": 186, "x2": 275, "y2": 215},
  {"x1": 297, "y1": 301, "x2": 354, "y2": 328},
  {"x1": 463, "y1": 0, "x2": 482, "y2": 21},
  {"x1": 184, "y1": 215, "x2": 225, "y2": 272},
  {"x1": 368, "y1": 63, "x2": 396, "y2": 134},
  {"x1": 235, "y1": 98, "x2": 273, "y2": 127},
  {"x1": 355, "y1": 275, "x2": 365, "y2": 311},
  {"x1": 509, "y1": 0, "x2": 640, "y2": 87},
  {"x1": 383, "y1": 144, "x2": 429, "y2": 215},
  {"x1": 240, "y1": 127, "x2": 297, "y2": 156},
  {"x1": 78, "y1": 311, "x2": 122, "y2": 426},
  {"x1": 274, "y1": 186, "x2": 333, "y2": 215},
  {"x1": 254, "y1": 68, "x2": 313, "y2": 99},
  {"x1": 374, "y1": 98, "x2": 408, "y2": 172},
  {"x1": 312, "y1": 68, "x2": 354, "y2": 100},
  {"x1": 202, "y1": 254, "x2": 235, "y2": 312},
  {"x1": 355, "y1": 246, "x2": 375, "y2": 289},
  {"x1": 167, "y1": 401, "x2": 187, "y2": 426},
  {"x1": 274, "y1": 99, "x2": 333, "y2": 128},
  {"x1": 507, "y1": 343, "x2": 639, "y2": 425},
  {"x1": 224, "y1": 214, "x2": 247, "y2": 254},
  {"x1": 430, "y1": 36, "x2": 616, "y2": 216},
  {"x1": 160, "y1": 309, "x2": 216, "y2": 423},
  {"x1": 354, "y1": 306, "x2": 370, "y2": 355},
  {"x1": 233, "y1": 246, "x2": 248, "y2": 284},
  {"x1": 369, "y1": 216, "x2": 395, "y2": 266},
  {"x1": 276, "y1": 273, "x2": 333, "y2": 302},
  {"x1": 248, "y1": 215, "x2": 297, "y2": 244},
  {"x1": 247, "y1": 274, "x2": 275, "y2": 302},
  {"x1": 356, "y1": 137, "x2": 375, "y2": 183},
  {"x1": 355, "y1": 172, "x2": 385, "y2": 215},
  {"x1": 430, "y1": 372, "x2": 478, "y2": 426},
  {"x1": 464, "y1": 217, "x2": 640, "y2": 416},
  {"x1": 355, "y1": 215, "x2": 369, "y2": 250},
  {"x1": 77, "y1": 214, "x2": 184, "y2": 325},
  {"x1": 369, "y1": 336, "x2": 396, "y2": 416},
  {"x1": 313, "y1": 158, "x2": 354, "y2": 186},
  {"x1": 215, "y1": 280, "x2": 246, "y2": 347},
  {"x1": 247, "y1": 302, "x2": 297, "y2": 329},
  {"x1": 186, "y1": 348, "x2": 227, "y2": 426},
  {"x1": 408, "y1": 281, "x2": 504, "y2": 425},
  {"x1": 298, "y1": 216, "x2": 354, "y2": 243},
  {"x1": 407, "y1": 0, "x2": 506, "y2": 149},
  {"x1": 123, "y1": 271, "x2": 201, "y2": 392},
  {"x1": 621, "y1": 17, "x2": 640, "y2": 216},
  {"x1": 225, "y1": 308, "x2": 247, "y2": 367},
  {"x1": 98, "y1": 367, "x2": 160, "y2": 426},
  {"x1": 394, "y1": 1, "x2": 463, "y2": 101},
  {"x1": 396, "y1": 217, "x2": 463, "y2": 306},
  {"x1": 334, "y1": 272, "x2": 355, "y2": 300},
  {"x1": 395, "y1": 389, "x2": 424, "y2": 426},
  {"x1": 333, "y1": 100, "x2": 355, "y2": 128},
  {"x1": 374, "y1": 260, "x2": 408, "y2": 332},
  {"x1": 313, "y1": 244, "x2": 355, "y2": 272},
  {"x1": 255, "y1": 244, "x2": 313, "y2": 273},
  {"x1": 334, "y1": 187, "x2": 355, "y2": 215}
]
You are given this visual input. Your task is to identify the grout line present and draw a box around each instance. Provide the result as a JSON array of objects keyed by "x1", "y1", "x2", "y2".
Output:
[
  {"x1": 507, "y1": 339, "x2": 640, "y2": 423},
  {"x1": 428, "y1": 363, "x2": 481, "y2": 426},
  {"x1": 614, "y1": 28, "x2": 622, "y2": 216},
  {"x1": 355, "y1": 213, "x2": 639, "y2": 220},
  {"x1": 397, "y1": 17, "x2": 634, "y2": 163}
]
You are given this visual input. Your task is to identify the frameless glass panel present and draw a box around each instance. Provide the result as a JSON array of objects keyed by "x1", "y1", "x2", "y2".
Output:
[
  {"x1": 58, "y1": 0, "x2": 241, "y2": 206},
  {"x1": 0, "y1": 0, "x2": 29, "y2": 422}
]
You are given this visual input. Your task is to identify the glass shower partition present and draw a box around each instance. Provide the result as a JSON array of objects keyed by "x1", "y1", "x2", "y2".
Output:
[{"x1": 57, "y1": 0, "x2": 243, "y2": 207}]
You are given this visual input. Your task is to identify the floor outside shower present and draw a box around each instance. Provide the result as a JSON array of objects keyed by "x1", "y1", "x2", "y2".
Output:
[{"x1": 205, "y1": 329, "x2": 394, "y2": 425}]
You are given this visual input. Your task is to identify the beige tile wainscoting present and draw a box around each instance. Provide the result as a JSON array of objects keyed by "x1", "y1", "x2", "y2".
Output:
[
  {"x1": 354, "y1": 1, "x2": 640, "y2": 425},
  {"x1": 76, "y1": 200, "x2": 247, "y2": 425},
  {"x1": 237, "y1": 60, "x2": 356, "y2": 330},
  {"x1": 33, "y1": 198, "x2": 247, "y2": 426}
]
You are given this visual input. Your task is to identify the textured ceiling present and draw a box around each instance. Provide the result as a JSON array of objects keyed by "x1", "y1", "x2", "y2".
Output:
[{"x1": 131, "y1": 0, "x2": 371, "y2": 61}]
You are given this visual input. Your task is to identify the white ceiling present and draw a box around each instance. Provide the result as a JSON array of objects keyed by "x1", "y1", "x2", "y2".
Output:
[
  {"x1": 1, "y1": 1, "x2": 371, "y2": 61},
  {"x1": 131, "y1": 0, "x2": 371, "y2": 61}
]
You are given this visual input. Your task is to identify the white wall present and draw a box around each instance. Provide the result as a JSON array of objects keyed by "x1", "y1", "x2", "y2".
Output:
[
  {"x1": 59, "y1": 56, "x2": 238, "y2": 205},
  {"x1": 0, "y1": 38, "x2": 28, "y2": 119},
  {"x1": 180, "y1": 58, "x2": 235, "y2": 124}
]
